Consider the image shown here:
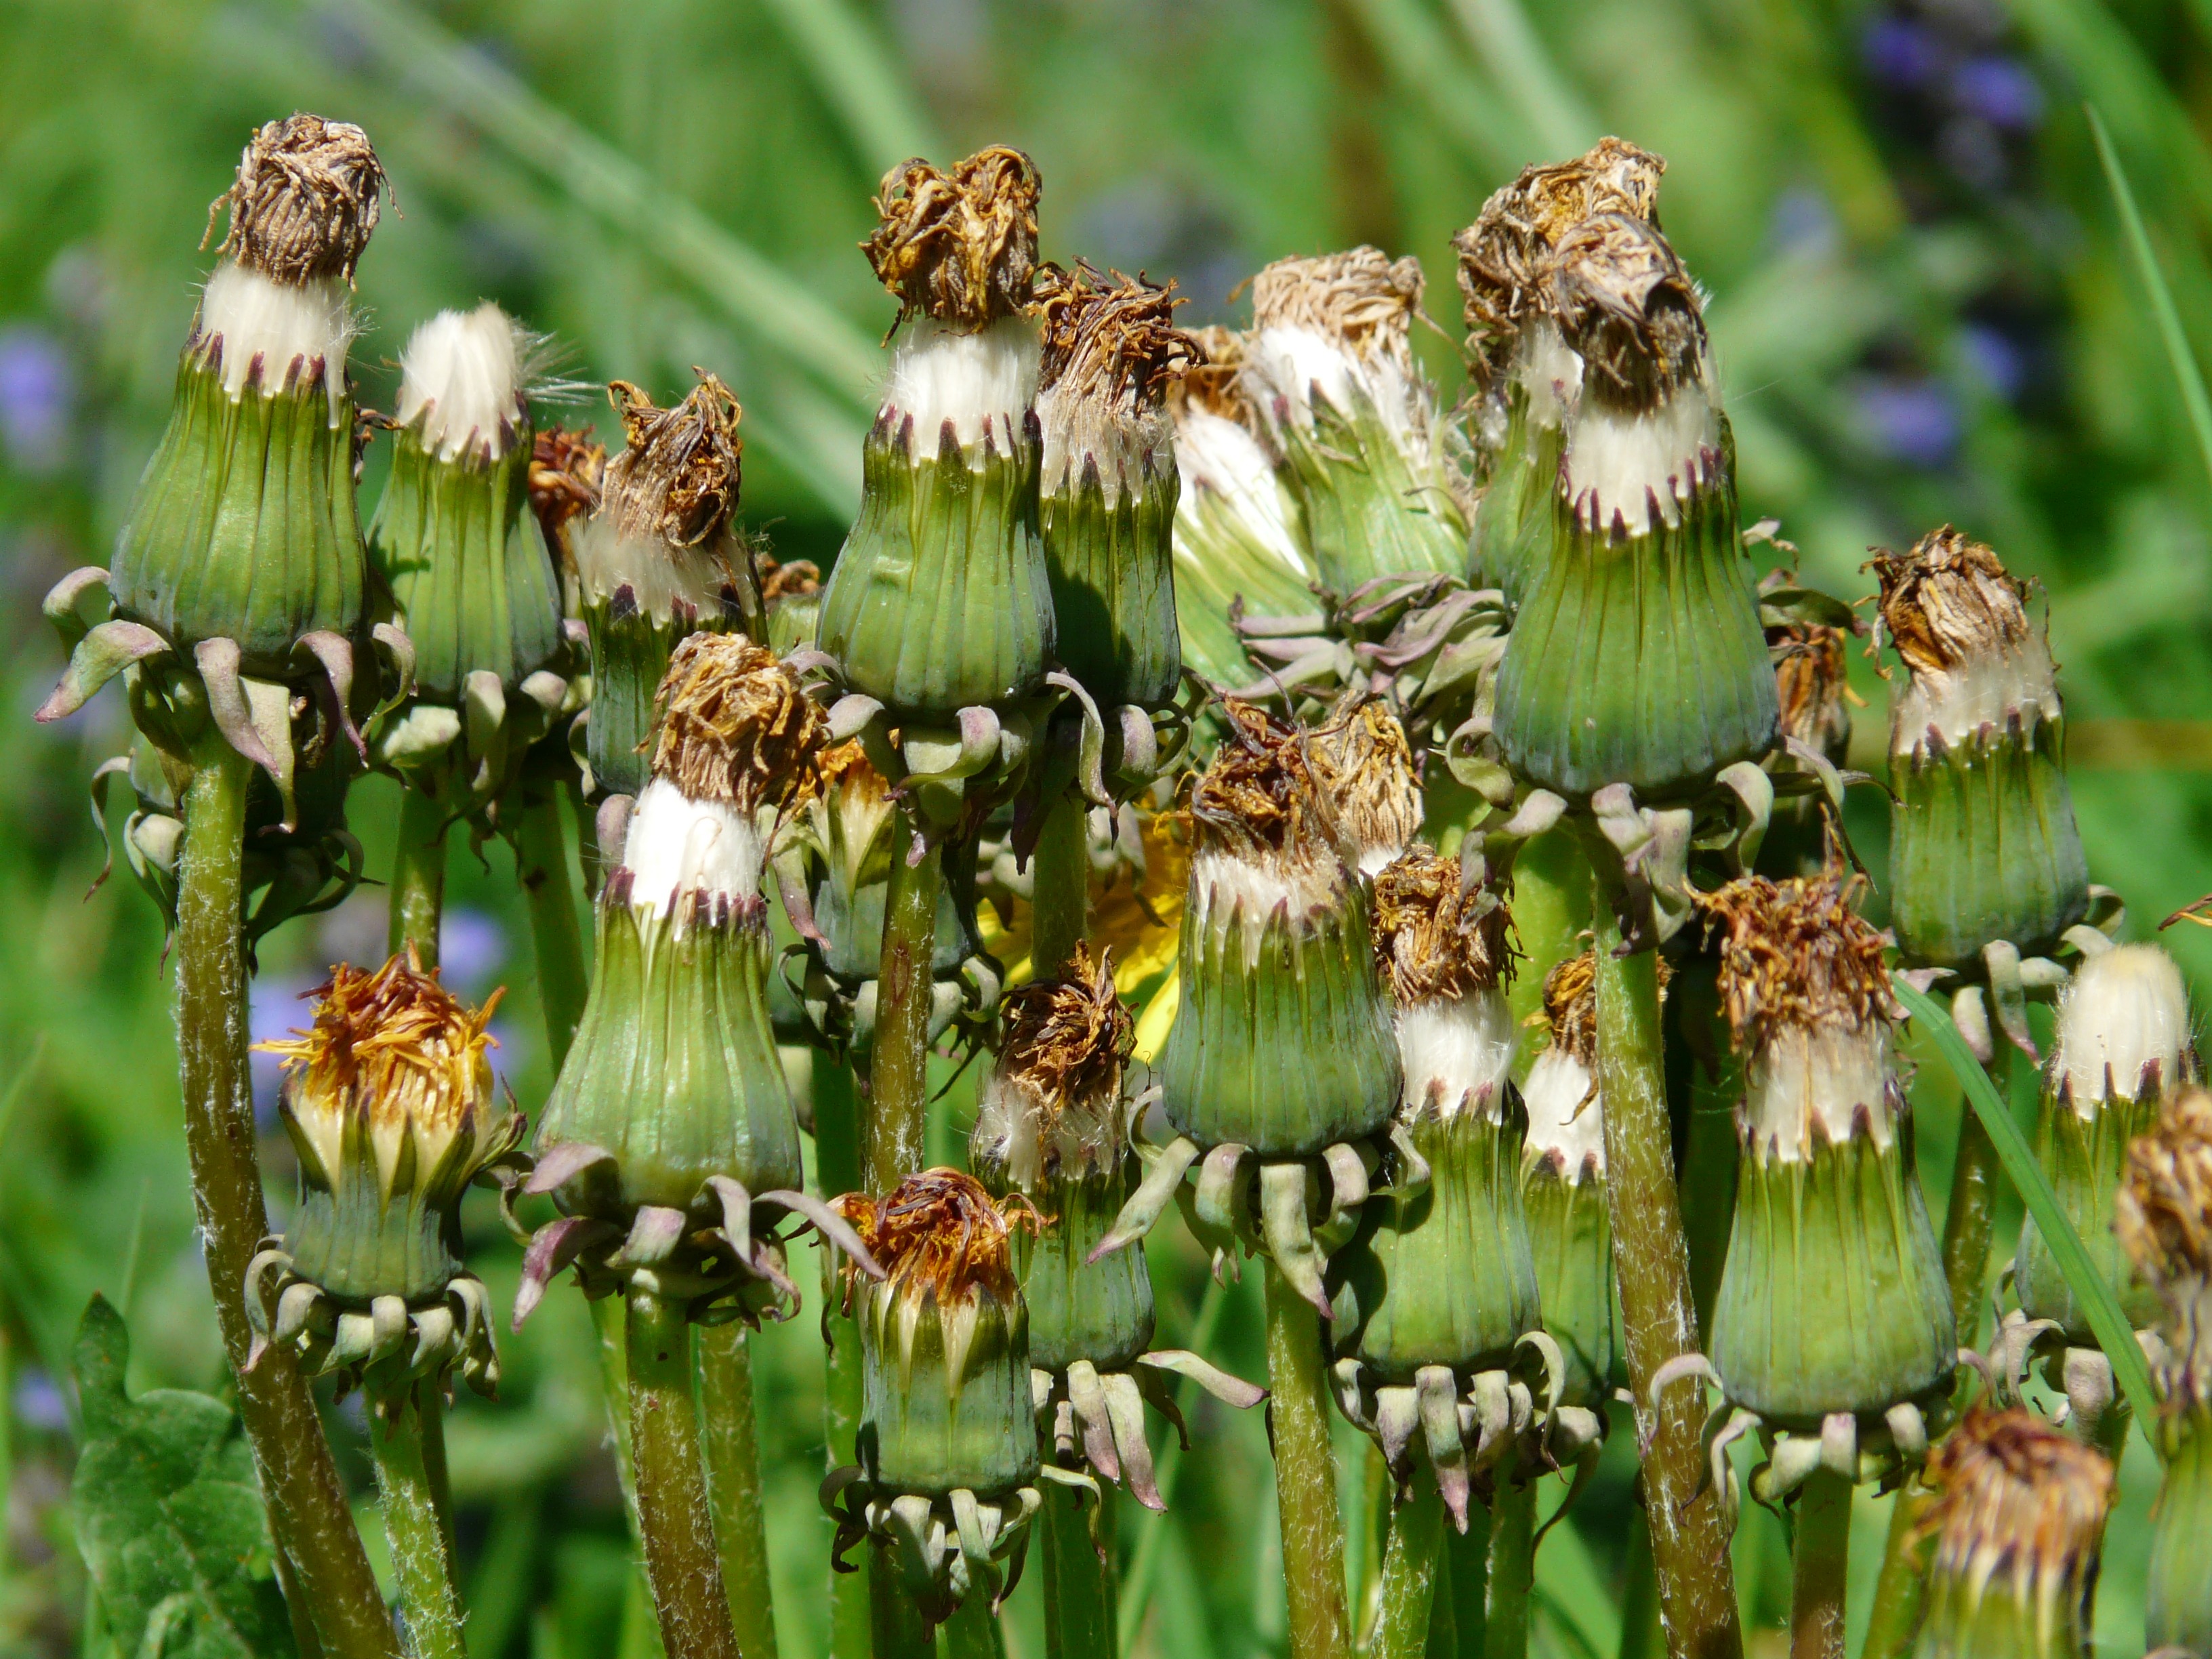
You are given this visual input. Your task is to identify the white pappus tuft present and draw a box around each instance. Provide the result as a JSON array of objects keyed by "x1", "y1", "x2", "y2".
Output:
[
  {"x1": 2052, "y1": 943, "x2": 2196, "y2": 1113},
  {"x1": 195, "y1": 260, "x2": 356, "y2": 415},
  {"x1": 1397, "y1": 992, "x2": 1517, "y2": 1123},
  {"x1": 881, "y1": 315, "x2": 1039, "y2": 457},
  {"x1": 395, "y1": 302, "x2": 533, "y2": 464},
  {"x1": 621, "y1": 777, "x2": 766, "y2": 918},
  {"x1": 1523, "y1": 1046, "x2": 1604, "y2": 1180}
]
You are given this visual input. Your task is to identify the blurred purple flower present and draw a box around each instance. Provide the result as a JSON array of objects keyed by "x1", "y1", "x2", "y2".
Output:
[
  {"x1": 1961, "y1": 323, "x2": 2028, "y2": 403},
  {"x1": 1863, "y1": 16, "x2": 1942, "y2": 89},
  {"x1": 0, "y1": 326, "x2": 73, "y2": 474},
  {"x1": 441, "y1": 906, "x2": 506, "y2": 994},
  {"x1": 1952, "y1": 56, "x2": 2042, "y2": 131},
  {"x1": 14, "y1": 1368, "x2": 68, "y2": 1433},
  {"x1": 1858, "y1": 376, "x2": 1961, "y2": 467},
  {"x1": 487, "y1": 1016, "x2": 530, "y2": 1098},
  {"x1": 1770, "y1": 186, "x2": 1841, "y2": 258},
  {"x1": 249, "y1": 973, "x2": 321, "y2": 1128}
]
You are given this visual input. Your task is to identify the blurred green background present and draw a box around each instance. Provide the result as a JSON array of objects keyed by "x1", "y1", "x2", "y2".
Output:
[{"x1": 5, "y1": 0, "x2": 2212, "y2": 1654}]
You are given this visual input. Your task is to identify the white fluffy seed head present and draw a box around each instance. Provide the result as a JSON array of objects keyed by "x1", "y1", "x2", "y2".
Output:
[
  {"x1": 1397, "y1": 991, "x2": 1517, "y2": 1124},
  {"x1": 395, "y1": 302, "x2": 529, "y2": 464},
  {"x1": 1741, "y1": 1023, "x2": 1898, "y2": 1163},
  {"x1": 1187, "y1": 846, "x2": 1345, "y2": 968},
  {"x1": 1516, "y1": 318, "x2": 1583, "y2": 432},
  {"x1": 880, "y1": 314, "x2": 1038, "y2": 457},
  {"x1": 1523, "y1": 1045, "x2": 1604, "y2": 1180},
  {"x1": 621, "y1": 777, "x2": 765, "y2": 917},
  {"x1": 1560, "y1": 363, "x2": 1720, "y2": 537},
  {"x1": 195, "y1": 260, "x2": 355, "y2": 415},
  {"x1": 1890, "y1": 642, "x2": 2061, "y2": 755},
  {"x1": 1241, "y1": 324, "x2": 1441, "y2": 474},
  {"x1": 2052, "y1": 943, "x2": 2196, "y2": 1114}
]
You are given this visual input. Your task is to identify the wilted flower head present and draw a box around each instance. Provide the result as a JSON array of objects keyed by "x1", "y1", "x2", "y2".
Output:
[
  {"x1": 1370, "y1": 851, "x2": 1514, "y2": 1005},
  {"x1": 203, "y1": 113, "x2": 385, "y2": 288},
  {"x1": 1523, "y1": 951, "x2": 1605, "y2": 1178},
  {"x1": 2117, "y1": 1084, "x2": 2212, "y2": 1304},
  {"x1": 1243, "y1": 248, "x2": 1431, "y2": 444},
  {"x1": 649, "y1": 632, "x2": 825, "y2": 816},
  {"x1": 1307, "y1": 694, "x2": 1422, "y2": 877},
  {"x1": 864, "y1": 148, "x2": 1042, "y2": 331},
  {"x1": 1033, "y1": 262, "x2": 1193, "y2": 501},
  {"x1": 1546, "y1": 213, "x2": 1708, "y2": 413},
  {"x1": 974, "y1": 945, "x2": 1135, "y2": 1190},
  {"x1": 838, "y1": 1168, "x2": 1039, "y2": 1308},
  {"x1": 1170, "y1": 325, "x2": 1250, "y2": 426},
  {"x1": 1185, "y1": 699, "x2": 1337, "y2": 876},
  {"x1": 528, "y1": 423, "x2": 606, "y2": 551},
  {"x1": 1870, "y1": 525, "x2": 2057, "y2": 750},
  {"x1": 603, "y1": 373, "x2": 743, "y2": 550},
  {"x1": 1770, "y1": 607, "x2": 1855, "y2": 760}
]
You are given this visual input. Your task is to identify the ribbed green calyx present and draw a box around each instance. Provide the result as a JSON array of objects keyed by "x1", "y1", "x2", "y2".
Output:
[
  {"x1": 1158, "y1": 700, "x2": 1400, "y2": 1156},
  {"x1": 1876, "y1": 526, "x2": 2087, "y2": 967},
  {"x1": 817, "y1": 147, "x2": 1054, "y2": 718},
  {"x1": 2148, "y1": 1410, "x2": 2212, "y2": 1654},
  {"x1": 972, "y1": 947, "x2": 1153, "y2": 1371},
  {"x1": 1454, "y1": 136, "x2": 1664, "y2": 606},
  {"x1": 1700, "y1": 864, "x2": 1954, "y2": 1426},
  {"x1": 1492, "y1": 211, "x2": 1776, "y2": 800},
  {"x1": 1908, "y1": 1409, "x2": 2112, "y2": 1659},
  {"x1": 1519, "y1": 953, "x2": 1622, "y2": 1404},
  {"x1": 1241, "y1": 249, "x2": 1466, "y2": 593},
  {"x1": 841, "y1": 1169, "x2": 1042, "y2": 1496},
  {"x1": 575, "y1": 375, "x2": 753, "y2": 798},
  {"x1": 369, "y1": 305, "x2": 561, "y2": 703}
]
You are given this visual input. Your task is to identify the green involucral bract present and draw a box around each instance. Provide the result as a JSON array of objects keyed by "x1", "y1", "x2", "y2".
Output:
[
  {"x1": 817, "y1": 411, "x2": 1054, "y2": 718},
  {"x1": 1520, "y1": 1156, "x2": 1620, "y2": 1406},
  {"x1": 281, "y1": 1108, "x2": 480, "y2": 1304},
  {"x1": 2148, "y1": 1408, "x2": 2212, "y2": 1656},
  {"x1": 112, "y1": 348, "x2": 364, "y2": 676},
  {"x1": 1269, "y1": 377, "x2": 1466, "y2": 594},
  {"x1": 1471, "y1": 357, "x2": 1571, "y2": 607},
  {"x1": 859, "y1": 1277, "x2": 1040, "y2": 1498},
  {"x1": 1709, "y1": 1130, "x2": 1954, "y2": 1427},
  {"x1": 583, "y1": 597, "x2": 738, "y2": 800},
  {"x1": 369, "y1": 420, "x2": 562, "y2": 704},
  {"x1": 1888, "y1": 718, "x2": 2088, "y2": 968},
  {"x1": 2014, "y1": 1090, "x2": 2165, "y2": 1344},
  {"x1": 1007, "y1": 1168, "x2": 1154, "y2": 1374},
  {"x1": 1040, "y1": 451, "x2": 1180, "y2": 708}
]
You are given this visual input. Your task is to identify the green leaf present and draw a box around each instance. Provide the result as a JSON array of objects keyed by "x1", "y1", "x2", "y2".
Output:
[
  {"x1": 69, "y1": 1296, "x2": 298, "y2": 1659},
  {"x1": 1889, "y1": 975, "x2": 2163, "y2": 1457}
]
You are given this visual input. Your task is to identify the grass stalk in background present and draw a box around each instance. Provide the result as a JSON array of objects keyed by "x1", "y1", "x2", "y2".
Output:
[
  {"x1": 514, "y1": 787, "x2": 589, "y2": 1067},
  {"x1": 1788, "y1": 1470, "x2": 1850, "y2": 1659},
  {"x1": 176, "y1": 741, "x2": 401, "y2": 1659},
  {"x1": 1368, "y1": 1487, "x2": 1447, "y2": 1659},
  {"x1": 699, "y1": 1323, "x2": 780, "y2": 1659},
  {"x1": 389, "y1": 782, "x2": 448, "y2": 966},
  {"x1": 624, "y1": 1283, "x2": 741, "y2": 1659},
  {"x1": 369, "y1": 1393, "x2": 471, "y2": 1659},
  {"x1": 1263, "y1": 1258, "x2": 1353, "y2": 1659}
]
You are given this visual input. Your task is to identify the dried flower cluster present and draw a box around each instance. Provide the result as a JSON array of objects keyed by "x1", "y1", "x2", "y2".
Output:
[
  {"x1": 1912, "y1": 1407, "x2": 2114, "y2": 1605},
  {"x1": 863, "y1": 147, "x2": 1042, "y2": 330},
  {"x1": 2117, "y1": 1084, "x2": 2212, "y2": 1297},
  {"x1": 1248, "y1": 248, "x2": 1425, "y2": 375},
  {"x1": 997, "y1": 946, "x2": 1134, "y2": 1120},
  {"x1": 1035, "y1": 262, "x2": 1193, "y2": 413},
  {"x1": 838, "y1": 1169, "x2": 1040, "y2": 1305},
  {"x1": 603, "y1": 374, "x2": 745, "y2": 549},
  {"x1": 650, "y1": 634, "x2": 825, "y2": 814},
  {"x1": 1306, "y1": 695, "x2": 1422, "y2": 872},
  {"x1": 1869, "y1": 525, "x2": 2036, "y2": 680},
  {"x1": 1544, "y1": 214, "x2": 1706, "y2": 408},
  {"x1": 1540, "y1": 951, "x2": 1600, "y2": 1068},
  {"x1": 1185, "y1": 699, "x2": 1332, "y2": 862},
  {"x1": 528, "y1": 424, "x2": 607, "y2": 548},
  {"x1": 204, "y1": 113, "x2": 386, "y2": 287},
  {"x1": 1698, "y1": 860, "x2": 1896, "y2": 1054},
  {"x1": 1370, "y1": 851, "x2": 1515, "y2": 1004}
]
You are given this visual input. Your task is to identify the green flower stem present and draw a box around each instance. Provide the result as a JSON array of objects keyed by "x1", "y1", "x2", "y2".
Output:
[
  {"x1": 420, "y1": 1392, "x2": 456, "y2": 1558},
  {"x1": 1263, "y1": 1257, "x2": 1353, "y2": 1659},
  {"x1": 1673, "y1": 960, "x2": 1740, "y2": 1341},
  {"x1": 515, "y1": 790, "x2": 590, "y2": 1069},
  {"x1": 389, "y1": 779, "x2": 449, "y2": 966},
  {"x1": 177, "y1": 741, "x2": 400, "y2": 1659},
  {"x1": 1938, "y1": 1044, "x2": 2009, "y2": 1351},
  {"x1": 1029, "y1": 790, "x2": 1088, "y2": 982},
  {"x1": 1858, "y1": 1487, "x2": 1932, "y2": 1659},
  {"x1": 812, "y1": 1055, "x2": 874, "y2": 1659},
  {"x1": 625, "y1": 1284, "x2": 741, "y2": 1659},
  {"x1": 588, "y1": 1296, "x2": 661, "y2": 1659},
  {"x1": 1368, "y1": 1488, "x2": 1447, "y2": 1659},
  {"x1": 867, "y1": 802, "x2": 941, "y2": 1193},
  {"x1": 1591, "y1": 887, "x2": 1744, "y2": 1659},
  {"x1": 368, "y1": 1393, "x2": 469, "y2": 1659},
  {"x1": 941, "y1": 1593, "x2": 1008, "y2": 1659},
  {"x1": 869, "y1": 1539, "x2": 934, "y2": 1659},
  {"x1": 1790, "y1": 1469, "x2": 1851, "y2": 1659},
  {"x1": 2148, "y1": 1407, "x2": 2212, "y2": 1655},
  {"x1": 698, "y1": 1322, "x2": 780, "y2": 1659},
  {"x1": 1502, "y1": 829, "x2": 1591, "y2": 1063},
  {"x1": 1483, "y1": 1481, "x2": 1535, "y2": 1659},
  {"x1": 1114, "y1": 1275, "x2": 1230, "y2": 1648},
  {"x1": 568, "y1": 774, "x2": 603, "y2": 901},
  {"x1": 1043, "y1": 1482, "x2": 1117, "y2": 1659},
  {"x1": 1444, "y1": 1510, "x2": 1490, "y2": 1659}
]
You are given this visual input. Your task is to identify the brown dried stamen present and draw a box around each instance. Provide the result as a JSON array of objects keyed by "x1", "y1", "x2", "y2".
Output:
[
  {"x1": 1910, "y1": 1407, "x2": 2112, "y2": 1593},
  {"x1": 1372, "y1": 851, "x2": 1515, "y2": 1003},
  {"x1": 1868, "y1": 525, "x2": 2034, "y2": 678},
  {"x1": 1185, "y1": 698, "x2": 1331, "y2": 862},
  {"x1": 603, "y1": 373, "x2": 744, "y2": 548},
  {"x1": 760, "y1": 557, "x2": 821, "y2": 605},
  {"x1": 1538, "y1": 952, "x2": 1599, "y2": 1068},
  {"x1": 837, "y1": 1168, "x2": 1039, "y2": 1303},
  {"x1": 2116, "y1": 1083, "x2": 2212, "y2": 1290},
  {"x1": 1249, "y1": 248, "x2": 1425, "y2": 371},
  {"x1": 203, "y1": 113, "x2": 386, "y2": 287},
  {"x1": 1696, "y1": 854, "x2": 1894, "y2": 1056},
  {"x1": 1544, "y1": 214, "x2": 1705, "y2": 409},
  {"x1": 999, "y1": 944, "x2": 1134, "y2": 1117},
  {"x1": 529, "y1": 425, "x2": 607, "y2": 553},
  {"x1": 863, "y1": 147, "x2": 1041, "y2": 331},
  {"x1": 650, "y1": 634, "x2": 825, "y2": 815},
  {"x1": 1169, "y1": 325, "x2": 1250, "y2": 426},
  {"x1": 1034, "y1": 262, "x2": 1195, "y2": 412},
  {"x1": 1307, "y1": 694, "x2": 1422, "y2": 865}
]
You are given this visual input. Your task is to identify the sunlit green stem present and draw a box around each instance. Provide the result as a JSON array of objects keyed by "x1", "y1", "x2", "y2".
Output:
[
  {"x1": 626, "y1": 1284, "x2": 741, "y2": 1659},
  {"x1": 1483, "y1": 1481, "x2": 1534, "y2": 1659},
  {"x1": 178, "y1": 740, "x2": 399, "y2": 1659},
  {"x1": 516, "y1": 790, "x2": 590, "y2": 1068},
  {"x1": 813, "y1": 1055, "x2": 874, "y2": 1659},
  {"x1": 941, "y1": 1594, "x2": 1007, "y2": 1659},
  {"x1": 1044, "y1": 1483, "x2": 1117, "y2": 1659},
  {"x1": 869, "y1": 1540, "x2": 933, "y2": 1659},
  {"x1": 1369, "y1": 1488, "x2": 1446, "y2": 1659},
  {"x1": 1939, "y1": 1044, "x2": 2011, "y2": 1349},
  {"x1": 699, "y1": 1322, "x2": 780, "y2": 1659},
  {"x1": 1858, "y1": 1487, "x2": 1932, "y2": 1659},
  {"x1": 1264, "y1": 1258, "x2": 1353, "y2": 1659},
  {"x1": 1030, "y1": 790, "x2": 1088, "y2": 981},
  {"x1": 1446, "y1": 1510, "x2": 1490, "y2": 1659},
  {"x1": 390, "y1": 779, "x2": 449, "y2": 966},
  {"x1": 867, "y1": 804, "x2": 941, "y2": 1193},
  {"x1": 1790, "y1": 1471, "x2": 1851, "y2": 1659},
  {"x1": 369, "y1": 1392, "x2": 469, "y2": 1659}
]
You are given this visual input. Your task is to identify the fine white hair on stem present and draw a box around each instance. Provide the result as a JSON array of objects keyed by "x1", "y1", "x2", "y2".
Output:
[
  {"x1": 396, "y1": 302, "x2": 532, "y2": 464},
  {"x1": 881, "y1": 314, "x2": 1039, "y2": 456},
  {"x1": 621, "y1": 777, "x2": 765, "y2": 917},
  {"x1": 196, "y1": 260, "x2": 356, "y2": 416}
]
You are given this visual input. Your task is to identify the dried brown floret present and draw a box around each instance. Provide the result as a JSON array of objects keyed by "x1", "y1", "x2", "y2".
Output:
[
  {"x1": 863, "y1": 147, "x2": 1041, "y2": 331},
  {"x1": 998, "y1": 945, "x2": 1134, "y2": 1118},
  {"x1": 1169, "y1": 325, "x2": 1248, "y2": 425},
  {"x1": 650, "y1": 634, "x2": 825, "y2": 814},
  {"x1": 2116, "y1": 1083, "x2": 2212, "y2": 1290},
  {"x1": 760, "y1": 557, "x2": 821, "y2": 605},
  {"x1": 1249, "y1": 248, "x2": 1425, "y2": 372},
  {"x1": 1033, "y1": 262, "x2": 1195, "y2": 412},
  {"x1": 1910, "y1": 1407, "x2": 2112, "y2": 1602},
  {"x1": 1544, "y1": 213, "x2": 1706, "y2": 409},
  {"x1": 602, "y1": 373, "x2": 744, "y2": 549},
  {"x1": 836, "y1": 1168, "x2": 1040, "y2": 1304},
  {"x1": 1185, "y1": 698, "x2": 1330, "y2": 862},
  {"x1": 1771, "y1": 621, "x2": 1852, "y2": 756},
  {"x1": 1306, "y1": 693, "x2": 1422, "y2": 869},
  {"x1": 1696, "y1": 854, "x2": 1895, "y2": 1056},
  {"x1": 1868, "y1": 526, "x2": 2034, "y2": 678},
  {"x1": 204, "y1": 113, "x2": 386, "y2": 287},
  {"x1": 529, "y1": 424, "x2": 607, "y2": 559},
  {"x1": 1453, "y1": 136, "x2": 1665, "y2": 378},
  {"x1": 1372, "y1": 851, "x2": 1515, "y2": 1003},
  {"x1": 1539, "y1": 951, "x2": 1599, "y2": 1067}
]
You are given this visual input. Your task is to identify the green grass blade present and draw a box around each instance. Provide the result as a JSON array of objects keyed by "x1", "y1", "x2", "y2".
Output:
[
  {"x1": 1891, "y1": 974, "x2": 2163, "y2": 1456},
  {"x1": 1445, "y1": 0, "x2": 1595, "y2": 159},
  {"x1": 1340, "y1": 0, "x2": 1529, "y2": 176},
  {"x1": 755, "y1": 0, "x2": 942, "y2": 176},
  {"x1": 2090, "y1": 103, "x2": 2212, "y2": 499}
]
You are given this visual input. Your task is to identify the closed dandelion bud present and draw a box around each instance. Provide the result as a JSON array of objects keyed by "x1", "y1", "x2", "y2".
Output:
[
  {"x1": 536, "y1": 634, "x2": 821, "y2": 1218},
  {"x1": 1332, "y1": 852, "x2": 1537, "y2": 1377},
  {"x1": 1702, "y1": 861, "x2": 1954, "y2": 1428},
  {"x1": 839, "y1": 1169, "x2": 1041, "y2": 1496},
  {"x1": 1875, "y1": 527, "x2": 2087, "y2": 967},
  {"x1": 575, "y1": 375, "x2": 753, "y2": 798},
  {"x1": 1240, "y1": 250, "x2": 1467, "y2": 593},
  {"x1": 1910, "y1": 1409, "x2": 2114, "y2": 1659},
  {"x1": 370, "y1": 304, "x2": 561, "y2": 703},
  {"x1": 1455, "y1": 136, "x2": 1663, "y2": 604},
  {"x1": 972, "y1": 946, "x2": 1150, "y2": 1371},
  {"x1": 1033, "y1": 263, "x2": 1191, "y2": 708},
  {"x1": 249, "y1": 952, "x2": 520, "y2": 1393},
  {"x1": 817, "y1": 148, "x2": 1054, "y2": 717},
  {"x1": 2116, "y1": 1084, "x2": 2212, "y2": 1652},
  {"x1": 1159, "y1": 699, "x2": 1400, "y2": 1155},
  {"x1": 1492, "y1": 213, "x2": 1777, "y2": 799},
  {"x1": 1307, "y1": 693, "x2": 1422, "y2": 878},
  {"x1": 2015, "y1": 944, "x2": 2198, "y2": 1343},
  {"x1": 1519, "y1": 953, "x2": 1623, "y2": 1404},
  {"x1": 110, "y1": 115, "x2": 382, "y2": 674}
]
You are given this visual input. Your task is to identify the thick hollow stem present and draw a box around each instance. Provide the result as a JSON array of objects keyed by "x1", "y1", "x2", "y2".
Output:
[
  {"x1": 177, "y1": 742, "x2": 400, "y2": 1659},
  {"x1": 515, "y1": 790, "x2": 590, "y2": 1070},
  {"x1": 1938, "y1": 1045, "x2": 2009, "y2": 1350},
  {"x1": 869, "y1": 1538, "x2": 933, "y2": 1659},
  {"x1": 1368, "y1": 1488, "x2": 1446, "y2": 1659},
  {"x1": 866, "y1": 804, "x2": 942, "y2": 1193},
  {"x1": 1789, "y1": 1470, "x2": 1851, "y2": 1659},
  {"x1": 1029, "y1": 790, "x2": 1089, "y2": 981},
  {"x1": 811, "y1": 1056, "x2": 874, "y2": 1659},
  {"x1": 1856, "y1": 1486, "x2": 1931, "y2": 1659},
  {"x1": 698, "y1": 1322, "x2": 780, "y2": 1659},
  {"x1": 369, "y1": 1393, "x2": 470, "y2": 1659},
  {"x1": 389, "y1": 779, "x2": 449, "y2": 966},
  {"x1": 625, "y1": 1284, "x2": 741, "y2": 1659},
  {"x1": 1445, "y1": 1507, "x2": 1491, "y2": 1659},
  {"x1": 1264, "y1": 1258, "x2": 1353, "y2": 1659},
  {"x1": 1591, "y1": 888, "x2": 1744, "y2": 1659},
  {"x1": 939, "y1": 1593, "x2": 1006, "y2": 1659},
  {"x1": 1043, "y1": 1480, "x2": 1117, "y2": 1659},
  {"x1": 1483, "y1": 1480, "x2": 1535, "y2": 1659}
]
